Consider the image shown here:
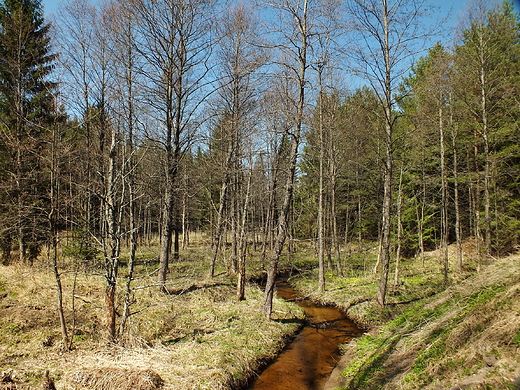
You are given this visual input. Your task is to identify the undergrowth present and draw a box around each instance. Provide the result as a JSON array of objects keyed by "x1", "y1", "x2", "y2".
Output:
[{"x1": 0, "y1": 236, "x2": 307, "y2": 390}]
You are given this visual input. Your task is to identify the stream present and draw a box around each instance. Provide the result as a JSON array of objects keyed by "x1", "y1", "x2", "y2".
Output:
[{"x1": 245, "y1": 281, "x2": 362, "y2": 390}]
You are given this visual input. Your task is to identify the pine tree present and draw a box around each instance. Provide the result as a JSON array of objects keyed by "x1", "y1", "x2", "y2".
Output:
[{"x1": 0, "y1": 0, "x2": 57, "y2": 263}]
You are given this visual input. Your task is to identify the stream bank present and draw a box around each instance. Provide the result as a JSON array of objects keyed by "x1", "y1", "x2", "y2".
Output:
[
  {"x1": 245, "y1": 281, "x2": 362, "y2": 390},
  {"x1": 299, "y1": 254, "x2": 520, "y2": 390}
]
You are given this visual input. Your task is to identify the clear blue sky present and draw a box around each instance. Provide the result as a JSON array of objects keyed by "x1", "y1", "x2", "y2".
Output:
[
  {"x1": 41, "y1": 0, "x2": 62, "y2": 17},
  {"x1": 41, "y1": 0, "x2": 520, "y2": 25}
]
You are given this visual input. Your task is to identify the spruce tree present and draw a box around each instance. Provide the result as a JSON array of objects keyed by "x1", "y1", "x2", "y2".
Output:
[
  {"x1": 0, "y1": 0, "x2": 57, "y2": 263},
  {"x1": 454, "y1": 1, "x2": 520, "y2": 257}
]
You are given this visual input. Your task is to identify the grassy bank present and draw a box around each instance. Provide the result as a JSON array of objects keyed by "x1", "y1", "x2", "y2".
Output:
[
  {"x1": 2, "y1": 235, "x2": 519, "y2": 390},
  {"x1": 0, "y1": 237, "x2": 305, "y2": 390},
  {"x1": 290, "y1": 242, "x2": 520, "y2": 390}
]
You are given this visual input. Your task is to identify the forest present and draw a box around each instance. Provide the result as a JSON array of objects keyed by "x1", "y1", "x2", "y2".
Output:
[{"x1": 0, "y1": 0, "x2": 520, "y2": 388}]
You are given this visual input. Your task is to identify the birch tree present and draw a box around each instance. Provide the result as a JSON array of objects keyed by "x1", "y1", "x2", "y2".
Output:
[
  {"x1": 209, "y1": 2, "x2": 265, "y2": 279},
  {"x1": 124, "y1": 0, "x2": 216, "y2": 292},
  {"x1": 346, "y1": 0, "x2": 441, "y2": 306},
  {"x1": 261, "y1": 0, "x2": 312, "y2": 319}
]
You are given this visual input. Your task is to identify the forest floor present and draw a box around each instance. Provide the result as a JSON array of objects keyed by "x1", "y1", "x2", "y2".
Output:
[
  {"x1": 0, "y1": 235, "x2": 306, "y2": 390},
  {"x1": 1, "y1": 237, "x2": 519, "y2": 389},
  {"x1": 291, "y1": 241, "x2": 520, "y2": 390}
]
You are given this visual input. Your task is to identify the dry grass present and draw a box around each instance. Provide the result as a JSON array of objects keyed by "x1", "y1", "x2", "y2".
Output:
[
  {"x1": 0, "y1": 240, "x2": 305, "y2": 390},
  {"x1": 67, "y1": 368, "x2": 163, "y2": 390}
]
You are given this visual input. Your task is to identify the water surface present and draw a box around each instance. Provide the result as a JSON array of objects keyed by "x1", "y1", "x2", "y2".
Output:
[{"x1": 246, "y1": 281, "x2": 362, "y2": 390}]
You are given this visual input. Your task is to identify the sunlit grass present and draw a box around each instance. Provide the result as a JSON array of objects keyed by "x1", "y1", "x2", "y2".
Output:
[
  {"x1": 332, "y1": 251, "x2": 520, "y2": 390},
  {"x1": 0, "y1": 234, "x2": 306, "y2": 389}
]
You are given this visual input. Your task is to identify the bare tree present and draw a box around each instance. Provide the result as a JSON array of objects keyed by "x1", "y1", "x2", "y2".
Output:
[
  {"x1": 346, "y1": 0, "x2": 441, "y2": 306},
  {"x1": 48, "y1": 101, "x2": 70, "y2": 350},
  {"x1": 102, "y1": 0, "x2": 145, "y2": 338},
  {"x1": 261, "y1": 0, "x2": 313, "y2": 319},
  {"x1": 209, "y1": 3, "x2": 265, "y2": 279},
  {"x1": 58, "y1": 0, "x2": 126, "y2": 342},
  {"x1": 55, "y1": 0, "x2": 105, "y2": 244},
  {"x1": 124, "y1": 0, "x2": 216, "y2": 292},
  {"x1": 311, "y1": 7, "x2": 342, "y2": 289}
]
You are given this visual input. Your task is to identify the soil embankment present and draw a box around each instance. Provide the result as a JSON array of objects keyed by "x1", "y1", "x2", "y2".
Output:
[{"x1": 322, "y1": 254, "x2": 520, "y2": 390}]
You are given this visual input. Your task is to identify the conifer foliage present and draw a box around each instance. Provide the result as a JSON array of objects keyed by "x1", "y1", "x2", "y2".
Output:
[{"x1": 0, "y1": 0, "x2": 57, "y2": 264}]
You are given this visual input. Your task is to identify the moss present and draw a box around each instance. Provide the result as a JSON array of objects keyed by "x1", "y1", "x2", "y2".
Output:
[
  {"x1": 464, "y1": 284, "x2": 506, "y2": 309},
  {"x1": 412, "y1": 338, "x2": 447, "y2": 373},
  {"x1": 513, "y1": 328, "x2": 520, "y2": 346},
  {"x1": 340, "y1": 275, "x2": 508, "y2": 389}
]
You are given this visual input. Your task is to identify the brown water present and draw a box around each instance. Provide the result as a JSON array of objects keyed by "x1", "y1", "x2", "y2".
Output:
[{"x1": 246, "y1": 281, "x2": 362, "y2": 390}]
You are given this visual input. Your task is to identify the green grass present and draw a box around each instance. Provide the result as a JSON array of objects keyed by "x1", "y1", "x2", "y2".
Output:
[
  {"x1": 336, "y1": 259, "x2": 520, "y2": 389},
  {"x1": 341, "y1": 332, "x2": 399, "y2": 389},
  {"x1": 513, "y1": 329, "x2": 520, "y2": 346},
  {"x1": 410, "y1": 328, "x2": 449, "y2": 384}
]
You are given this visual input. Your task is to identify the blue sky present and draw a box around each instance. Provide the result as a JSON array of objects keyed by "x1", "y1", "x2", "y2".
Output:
[
  {"x1": 41, "y1": 0, "x2": 61, "y2": 16},
  {"x1": 41, "y1": 0, "x2": 520, "y2": 26}
]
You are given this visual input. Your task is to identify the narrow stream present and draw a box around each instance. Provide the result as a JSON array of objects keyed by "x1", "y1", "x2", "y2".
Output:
[{"x1": 246, "y1": 281, "x2": 362, "y2": 390}]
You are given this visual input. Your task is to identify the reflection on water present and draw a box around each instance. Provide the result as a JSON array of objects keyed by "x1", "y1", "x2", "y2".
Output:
[{"x1": 246, "y1": 282, "x2": 362, "y2": 390}]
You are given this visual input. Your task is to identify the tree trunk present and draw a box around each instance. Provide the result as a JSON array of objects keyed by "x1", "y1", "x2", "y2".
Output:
[
  {"x1": 480, "y1": 58, "x2": 492, "y2": 259},
  {"x1": 50, "y1": 122, "x2": 69, "y2": 350},
  {"x1": 439, "y1": 106, "x2": 449, "y2": 284},
  {"x1": 330, "y1": 161, "x2": 343, "y2": 277},
  {"x1": 237, "y1": 165, "x2": 253, "y2": 301},
  {"x1": 377, "y1": 1, "x2": 393, "y2": 307},
  {"x1": 450, "y1": 99, "x2": 463, "y2": 273},
  {"x1": 158, "y1": 180, "x2": 174, "y2": 291},
  {"x1": 158, "y1": 84, "x2": 181, "y2": 291},
  {"x1": 262, "y1": 0, "x2": 308, "y2": 316},
  {"x1": 262, "y1": 133, "x2": 300, "y2": 318},
  {"x1": 104, "y1": 117, "x2": 121, "y2": 343},
  {"x1": 105, "y1": 283, "x2": 117, "y2": 342},
  {"x1": 473, "y1": 131, "x2": 483, "y2": 271},
  {"x1": 120, "y1": 26, "x2": 137, "y2": 335},
  {"x1": 377, "y1": 141, "x2": 392, "y2": 307},
  {"x1": 317, "y1": 66, "x2": 325, "y2": 293},
  {"x1": 394, "y1": 167, "x2": 403, "y2": 288}
]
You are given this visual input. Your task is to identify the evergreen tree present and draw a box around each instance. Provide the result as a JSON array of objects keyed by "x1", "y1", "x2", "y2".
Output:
[
  {"x1": 454, "y1": 1, "x2": 520, "y2": 257},
  {"x1": 398, "y1": 44, "x2": 457, "y2": 278},
  {"x1": 0, "y1": 0, "x2": 57, "y2": 263}
]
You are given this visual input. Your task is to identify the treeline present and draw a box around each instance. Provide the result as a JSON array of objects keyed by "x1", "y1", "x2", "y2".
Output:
[{"x1": 0, "y1": 0, "x2": 519, "y2": 342}]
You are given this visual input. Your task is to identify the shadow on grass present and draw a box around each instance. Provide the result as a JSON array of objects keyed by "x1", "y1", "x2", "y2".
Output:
[
  {"x1": 346, "y1": 337, "x2": 400, "y2": 390},
  {"x1": 273, "y1": 318, "x2": 305, "y2": 326},
  {"x1": 165, "y1": 282, "x2": 232, "y2": 296}
]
